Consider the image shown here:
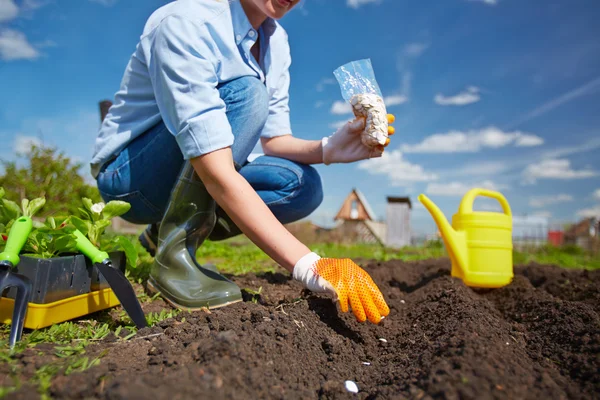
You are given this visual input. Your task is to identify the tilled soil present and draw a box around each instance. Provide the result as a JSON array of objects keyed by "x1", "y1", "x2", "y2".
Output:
[{"x1": 3, "y1": 259, "x2": 599, "y2": 399}]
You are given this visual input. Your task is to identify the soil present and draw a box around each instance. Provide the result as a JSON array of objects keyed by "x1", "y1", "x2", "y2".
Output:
[{"x1": 2, "y1": 258, "x2": 599, "y2": 399}]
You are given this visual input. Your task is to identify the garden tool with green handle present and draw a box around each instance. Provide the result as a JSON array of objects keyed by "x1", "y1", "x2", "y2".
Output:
[
  {"x1": 0, "y1": 216, "x2": 34, "y2": 348},
  {"x1": 72, "y1": 230, "x2": 147, "y2": 329}
]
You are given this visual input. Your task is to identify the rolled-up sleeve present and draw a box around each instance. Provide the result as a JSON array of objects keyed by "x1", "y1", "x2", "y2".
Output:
[
  {"x1": 260, "y1": 38, "x2": 292, "y2": 139},
  {"x1": 145, "y1": 15, "x2": 234, "y2": 160}
]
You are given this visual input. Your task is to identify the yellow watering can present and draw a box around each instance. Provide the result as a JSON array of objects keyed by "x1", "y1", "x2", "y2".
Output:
[{"x1": 418, "y1": 188, "x2": 514, "y2": 288}]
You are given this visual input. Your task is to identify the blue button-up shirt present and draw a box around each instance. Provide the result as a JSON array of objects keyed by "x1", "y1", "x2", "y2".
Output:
[{"x1": 90, "y1": 0, "x2": 292, "y2": 178}]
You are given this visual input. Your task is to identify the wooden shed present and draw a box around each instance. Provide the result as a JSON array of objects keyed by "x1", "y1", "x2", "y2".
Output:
[
  {"x1": 385, "y1": 196, "x2": 412, "y2": 248},
  {"x1": 564, "y1": 217, "x2": 599, "y2": 254},
  {"x1": 331, "y1": 188, "x2": 386, "y2": 245}
]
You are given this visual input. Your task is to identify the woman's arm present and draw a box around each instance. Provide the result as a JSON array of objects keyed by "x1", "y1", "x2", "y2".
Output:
[
  {"x1": 261, "y1": 135, "x2": 324, "y2": 165},
  {"x1": 261, "y1": 115, "x2": 395, "y2": 165},
  {"x1": 190, "y1": 147, "x2": 311, "y2": 272},
  {"x1": 191, "y1": 145, "x2": 391, "y2": 324}
]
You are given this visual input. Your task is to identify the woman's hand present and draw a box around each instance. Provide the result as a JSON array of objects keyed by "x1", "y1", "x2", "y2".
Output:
[
  {"x1": 293, "y1": 252, "x2": 390, "y2": 324},
  {"x1": 322, "y1": 114, "x2": 396, "y2": 165}
]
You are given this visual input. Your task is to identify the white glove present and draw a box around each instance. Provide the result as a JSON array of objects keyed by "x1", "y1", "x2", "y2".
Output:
[{"x1": 321, "y1": 118, "x2": 384, "y2": 165}]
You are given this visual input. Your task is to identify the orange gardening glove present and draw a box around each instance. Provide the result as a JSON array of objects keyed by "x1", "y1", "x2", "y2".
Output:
[{"x1": 292, "y1": 252, "x2": 390, "y2": 324}]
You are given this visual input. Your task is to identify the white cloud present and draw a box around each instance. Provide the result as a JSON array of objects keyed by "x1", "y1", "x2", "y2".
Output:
[
  {"x1": 514, "y1": 134, "x2": 543, "y2": 147},
  {"x1": 468, "y1": 0, "x2": 498, "y2": 5},
  {"x1": 89, "y1": 0, "x2": 118, "y2": 6},
  {"x1": 523, "y1": 158, "x2": 598, "y2": 184},
  {"x1": 435, "y1": 86, "x2": 481, "y2": 106},
  {"x1": 542, "y1": 136, "x2": 600, "y2": 159},
  {"x1": 402, "y1": 126, "x2": 544, "y2": 153},
  {"x1": 507, "y1": 75, "x2": 600, "y2": 129},
  {"x1": 384, "y1": 94, "x2": 408, "y2": 106},
  {"x1": 529, "y1": 194, "x2": 573, "y2": 208},
  {"x1": 330, "y1": 101, "x2": 352, "y2": 115},
  {"x1": 0, "y1": 0, "x2": 18, "y2": 22},
  {"x1": 14, "y1": 135, "x2": 41, "y2": 154},
  {"x1": 404, "y1": 42, "x2": 429, "y2": 58},
  {"x1": 346, "y1": 0, "x2": 380, "y2": 8},
  {"x1": 316, "y1": 77, "x2": 336, "y2": 92},
  {"x1": 576, "y1": 205, "x2": 600, "y2": 218},
  {"x1": 425, "y1": 180, "x2": 502, "y2": 196},
  {"x1": 0, "y1": 29, "x2": 40, "y2": 61},
  {"x1": 358, "y1": 149, "x2": 438, "y2": 186},
  {"x1": 532, "y1": 211, "x2": 552, "y2": 219},
  {"x1": 331, "y1": 94, "x2": 406, "y2": 115},
  {"x1": 594, "y1": 189, "x2": 600, "y2": 201},
  {"x1": 447, "y1": 160, "x2": 513, "y2": 177}
]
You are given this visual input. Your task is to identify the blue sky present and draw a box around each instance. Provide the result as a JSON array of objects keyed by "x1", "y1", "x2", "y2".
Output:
[{"x1": 1, "y1": 0, "x2": 599, "y2": 236}]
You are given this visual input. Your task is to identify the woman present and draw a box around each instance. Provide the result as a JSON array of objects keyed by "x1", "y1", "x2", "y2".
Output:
[{"x1": 90, "y1": 0, "x2": 394, "y2": 324}]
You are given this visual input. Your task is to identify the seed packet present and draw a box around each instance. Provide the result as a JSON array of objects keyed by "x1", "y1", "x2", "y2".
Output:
[{"x1": 333, "y1": 59, "x2": 388, "y2": 147}]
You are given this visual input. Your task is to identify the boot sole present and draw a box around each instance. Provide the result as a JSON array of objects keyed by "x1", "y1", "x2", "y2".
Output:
[{"x1": 147, "y1": 279, "x2": 242, "y2": 311}]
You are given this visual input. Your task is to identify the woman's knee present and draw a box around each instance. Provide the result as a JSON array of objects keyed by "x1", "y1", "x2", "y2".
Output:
[
  {"x1": 298, "y1": 164, "x2": 324, "y2": 214},
  {"x1": 246, "y1": 156, "x2": 323, "y2": 218}
]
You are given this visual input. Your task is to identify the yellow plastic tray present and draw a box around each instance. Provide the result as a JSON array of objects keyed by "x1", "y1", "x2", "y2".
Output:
[{"x1": 0, "y1": 288, "x2": 121, "y2": 330}]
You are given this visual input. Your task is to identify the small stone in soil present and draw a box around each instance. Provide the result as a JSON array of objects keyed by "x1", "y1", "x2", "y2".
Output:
[{"x1": 345, "y1": 380, "x2": 359, "y2": 393}]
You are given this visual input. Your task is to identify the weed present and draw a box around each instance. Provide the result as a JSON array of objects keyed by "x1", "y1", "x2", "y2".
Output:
[{"x1": 146, "y1": 309, "x2": 181, "y2": 326}]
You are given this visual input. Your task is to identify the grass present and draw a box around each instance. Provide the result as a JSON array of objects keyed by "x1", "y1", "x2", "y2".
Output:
[{"x1": 1, "y1": 234, "x2": 597, "y2": 397}]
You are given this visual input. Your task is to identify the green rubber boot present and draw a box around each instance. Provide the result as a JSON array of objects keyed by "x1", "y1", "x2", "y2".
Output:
[{"x1": 148, "y1": 162, "x2": 242, "y2": 310}]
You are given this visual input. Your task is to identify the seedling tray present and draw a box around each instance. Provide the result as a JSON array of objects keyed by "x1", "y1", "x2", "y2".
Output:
[
  {"x1": 1, "y1": 251, "x2": 126, "y2": 304},
  {"x1": 0, "y1": 288, "x2": 120, "y2": 329}
]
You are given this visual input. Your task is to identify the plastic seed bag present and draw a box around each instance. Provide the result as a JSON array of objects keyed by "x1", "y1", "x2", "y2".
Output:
[{"x1": 334, "y1": 59, "x2": 388, "y2": 148}]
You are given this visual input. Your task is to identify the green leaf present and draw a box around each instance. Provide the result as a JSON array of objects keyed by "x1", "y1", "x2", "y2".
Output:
[
  {"x1": 47, "y1": 216, "x2": 56, "y2": 229},
  {"x1": 94, "y1": 219, "x2": 111, "y2": 233},
  {"x1": 0, "y1": 187, "x2": 4, "y2": 199},
  {"x1": 21, "y1": 198, "x2": 29, "y2": 216},
  {"x1": 101, "y1": 201, "x2": 131, "y2": 220},
  {"x1": 69, "y1": 216, "x2": 90, "y2": 235},
  {"x1": 112, "y1": 236, "x2": 138, "y2": 269},
  {"x1": 2, "y1": 199, "x2": 21, "y2": 221},
  {"x1": 28, "y1": 197, "x2": 46, "y2": 218},
  {"x1": 77, "y1": 207, "x2": 92, "y2": 221},
  {"x1": 53, "y1": 234, "x2": 78, "y2": 254},
  {"x1": 82, "y1": 198, "x2": 94, "y2": 212}
]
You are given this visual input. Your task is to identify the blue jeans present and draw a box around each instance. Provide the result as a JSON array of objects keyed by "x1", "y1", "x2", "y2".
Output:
[{"x1": 96, "y1": 76, "x2": 324, "y2": 233}]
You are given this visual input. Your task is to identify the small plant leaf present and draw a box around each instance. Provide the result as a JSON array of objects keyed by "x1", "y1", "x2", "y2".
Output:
[
  {"x1": 2, "y1": 199, "x2": 21, "y2": 221},
  {"x1": 77, "y1": 207, "x2": 92, "y2": 220},
  {"x1": 28, "y1": 197, "x2": 46, "y2": 218},
  {"x1": 0, "y1": 187, "x2": 4, "y2": 199},
  {"x1": 47, "y1": 216, "x2": 56, "y2": 229},
  {"x1": 54, "y1": 233, "x2": 78, "y2": 254},
  {"x1": 101, "y1": 201, "x2": 131, "y2": 220},
  {"x1": 112, "y1": 236, "x2": 138, "y2": 269},
  {"x1": 70, "y1": 216, "x2": 90, "y2": 235},
  {"x1": 82, "y1": 198, "x2": 94, "y2": 212},
  {"x1": 21, "y1": 198, "x2": 29, "y2": 217}
]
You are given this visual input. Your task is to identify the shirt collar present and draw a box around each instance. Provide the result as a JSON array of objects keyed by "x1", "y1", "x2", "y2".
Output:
[{"x1": 230, "y1": 0, "x2": 277, "y2": 45}]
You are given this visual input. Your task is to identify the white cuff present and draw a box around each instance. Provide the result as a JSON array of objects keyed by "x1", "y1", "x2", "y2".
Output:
[{"x1": 292, "y1": 252, "x2": 336, "y2": 295}]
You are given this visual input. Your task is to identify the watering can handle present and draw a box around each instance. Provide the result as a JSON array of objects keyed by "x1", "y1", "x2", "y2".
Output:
[{"x1": 459, "y1": 188, "x2": 512, "y2": 216}]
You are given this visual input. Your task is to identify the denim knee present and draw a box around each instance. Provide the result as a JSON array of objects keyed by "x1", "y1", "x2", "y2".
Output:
[
  {"x1": 242, "y1": 156, "x2": 324, "y2": 221},
  {"x1": 299, "y1": 164, "x2": 324, "y2": 215}
]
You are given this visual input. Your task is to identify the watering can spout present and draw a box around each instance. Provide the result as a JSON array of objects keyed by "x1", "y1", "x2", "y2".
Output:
[{"x1": 418, "y1": 194, "x2": 469, "y2": 278}]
